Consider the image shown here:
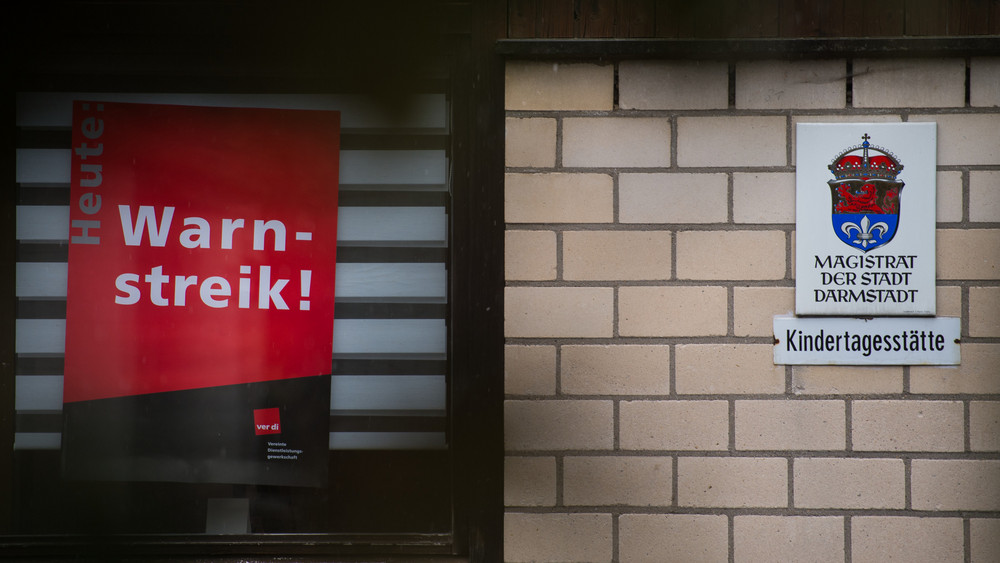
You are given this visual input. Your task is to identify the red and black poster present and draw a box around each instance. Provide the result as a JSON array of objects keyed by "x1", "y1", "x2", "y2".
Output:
[{"x1": 63, "y1": 101, "x2": 340, "y2": 486}]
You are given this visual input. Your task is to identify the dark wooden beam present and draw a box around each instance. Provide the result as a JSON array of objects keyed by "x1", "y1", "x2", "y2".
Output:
[{"x1": 497, "y1": 36, "x2": 1000, "y2": 59}]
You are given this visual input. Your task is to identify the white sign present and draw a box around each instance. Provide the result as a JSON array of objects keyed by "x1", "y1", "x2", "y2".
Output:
[
  {"x1": 796, "y1": 123, "x2": 937, "y2": 315},
  {"x1": 773, "y1": 316, "x2": 960, "y2": 365}
]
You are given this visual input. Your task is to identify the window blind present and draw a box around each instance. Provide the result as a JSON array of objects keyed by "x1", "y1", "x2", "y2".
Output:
[{"x1": 13, "y1": 92, "x2": 450, "y2": 452}]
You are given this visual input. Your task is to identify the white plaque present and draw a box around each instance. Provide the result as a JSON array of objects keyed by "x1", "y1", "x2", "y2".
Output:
[
  {"x1": 774, "y1": 316, "x2": 960, "y2": 365},
  {"x1": 795, "y1": 123, "x2": 937, "y2": 315}
]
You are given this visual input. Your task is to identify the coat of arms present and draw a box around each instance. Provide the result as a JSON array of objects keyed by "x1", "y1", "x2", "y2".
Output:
[{"x1": 828, "y1": 134, "x2": 904, "y2": 252}]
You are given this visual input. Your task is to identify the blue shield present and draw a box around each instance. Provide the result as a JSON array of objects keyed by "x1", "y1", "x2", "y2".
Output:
[{"x1": 832, "y1": 213, "x2": 899, "y2": 252}]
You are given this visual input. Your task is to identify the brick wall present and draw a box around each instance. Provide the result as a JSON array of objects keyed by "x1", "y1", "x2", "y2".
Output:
[{"x1": 504, "y1": 58, "x2": 1000, "y2": 562}]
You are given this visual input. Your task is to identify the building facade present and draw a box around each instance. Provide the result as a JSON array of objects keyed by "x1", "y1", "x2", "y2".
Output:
[
  {"x1": 4, "y1": 2, "x2": 1000, "y2": 562},
  {"x1": 502, "y1": 48, "x2": 1000, "y2": 562}
]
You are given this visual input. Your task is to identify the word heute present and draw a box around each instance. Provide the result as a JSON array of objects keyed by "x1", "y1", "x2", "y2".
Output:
[
  {"x1": 113, "y1": 205, "x2": 313, "y2": 310},
  {"x1": 70, "y1": 103, "x2": 105, "y2": 245}
]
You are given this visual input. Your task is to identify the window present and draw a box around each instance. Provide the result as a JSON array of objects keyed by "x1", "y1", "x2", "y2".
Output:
[{"x1": 3, "y1": 3, "x2": 502, "y2": 558}]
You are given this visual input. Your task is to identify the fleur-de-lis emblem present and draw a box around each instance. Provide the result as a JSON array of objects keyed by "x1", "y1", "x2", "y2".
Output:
[{"x1": 840, "y1": 215, "x2": 889, "y2": 249}]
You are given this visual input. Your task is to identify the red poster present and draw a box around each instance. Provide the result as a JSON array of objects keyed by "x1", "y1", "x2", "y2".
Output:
[
  {"x1": 65, "y1": 102, "x2": 339, "y2": 401},
  {"x1": 63, "y1": 101, "x2": 339, "y2": 485}
]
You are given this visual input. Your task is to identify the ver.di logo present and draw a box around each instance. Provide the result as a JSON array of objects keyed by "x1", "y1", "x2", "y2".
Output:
[
  {"x1": 827, "y1": 134, "x2": 904, "y2": 253},
  {"x1": 254, "y1": 407, "x2": 282, "y2": 435}
]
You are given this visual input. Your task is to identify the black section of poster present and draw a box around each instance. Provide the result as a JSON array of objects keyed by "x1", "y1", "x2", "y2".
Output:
[{"x1": 61, "y1": 375, "x2": 331, "y2": 487}]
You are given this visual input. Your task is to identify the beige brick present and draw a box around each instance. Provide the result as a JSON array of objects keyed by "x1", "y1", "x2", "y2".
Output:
[
  {"x1": 937, "y1": 285, "x2": 962, "y2": 317},
  {"x1": 563, "y1": 231, "x2": 672, "y2": 281},
  {"x1": 794, "y1": 458, "x2": 904, "y2": 509},
  {"x1": 734, "y1": 516, "x2": 844, "y2": 563},
  {"x1": 620, "y1": 400, "x2": 729, "y2": 451},
  {"x1": 505, "y1": 117, "x2": 556, "y2": 168},
  {"x1": 677, "y1": 231, "x2": 786, "y2": 280},
  {"x1": 619, "y1": 60, "x2": 729, "y2": 110},
  {"x1": 505, "y1": 173, "x2": 613, "y2": 224},
  {"x1": 937, "y1": 229, "x2": 1000, "y2": 280},
  {"x1": 504, "y1": 512, "x2": 612, "y2": 563},
  {"x1": 910, "y1": 114, "x2": 1000, "y2": 165},
  {"x1": 736, "y1": 400, "x2": 845, "y2": 451},
  {"x1": 792, "y1": 365, "x2": 903, "y2": 395},
  {"x1": 619, "y1": 173, "x2": 728, "y2": 224},
  {"x1": 852, "y1": 517, "x2": 963, "y2": 563},
  {"x1": 563, "y1": 456, "x2": 672, "y2": 506},
  {"x1": 677, "y1": 116, "x2": 787, "y2": 167},
  {"x1": 971, "y1": 402, "x2": 1000, "y2": 452},
  {"x1": 505, "y1": 230, "x2": 556, "y2": 281},
  {"x1": 734, "y1": 286, "x2": 794, "y2": 337},
  {"x1": 676, "y1": 344, "x2": 786, "y2": 395},
  {"x1": 912, "y1": 460, "x2": 1000, "y2": 511},
  {"x1": 853, "y1": 400, "x2": 964, "y2": 452},
  {"x1": 678, "y1": 456, "x2": 787, "y2": 508},
  {"x1": 972, "y1": 518, "x2": 1000, "y2": 563},
  {"x1": 619, "y1": 514, "x2": 728, "y2": 563},
  {"x1": 971, "y1": 287, "x2": 1000, "y2": 337},
  {"x1": 561, "y1": 345, "x2": 671, "y2": 395},
  {"x1": 505, "y1": 456, "x2": 556, "y2": 506},
  {"x1": 970, "y1": 170, "x2": 1000, "y2": 222},
  {"x1": 937, "y1": 170, "x2": 963, "y2": 223},
  {"x1": 971, "y1": 57, "x2": 1000, "y2": 107},
  {"x1": 505, "y1": 287, "x2": 613, "y2": 338},
  {"x1": 791, "y1": 115, "x2": 902, "y2": 162},
  {"x1": 619, "y1": 286, "x2": 728, "y2": 337},
  {"x1": 911, "y1": 343, "x2": 1000, "y2": 394},
  {"x1": 505, "y1": 345, "x2": 556, "y2": 396},
  {"x1": 734, "y1": 172, "x2": 796, "y2": 224},
  {"x1": 504, "y1": 400, "x2": 613, "y2": 451},
  {"x1": 737, "y1": 59, "x2": 846, "y2": 109},
  {"x1": 505, "y1": 61, "x2": 613, "y2": 111},
  {"x1": 851, "y1": 401, "x2": 965, "y2": 452},
  {"x1": 853, "y1": 58, "x2": 966, "y2": 108},
  {"x1": 563, "y1": 117, "x2": 671, "y2": 168}
]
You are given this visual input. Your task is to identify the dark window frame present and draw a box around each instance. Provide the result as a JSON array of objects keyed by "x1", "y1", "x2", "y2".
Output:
[{"x1": 1, "y1": 4, "x2": 504, "y2": 561}]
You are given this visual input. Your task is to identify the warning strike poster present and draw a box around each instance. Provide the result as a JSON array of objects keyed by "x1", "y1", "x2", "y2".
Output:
[{"x1": 63, "y1": 101, "x2": 340, "y2": 486}]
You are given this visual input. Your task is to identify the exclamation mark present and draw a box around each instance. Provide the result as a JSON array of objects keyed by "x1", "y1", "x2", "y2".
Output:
[{"x1": 300, "y1": 270, "x2": 311, "y2": 311}]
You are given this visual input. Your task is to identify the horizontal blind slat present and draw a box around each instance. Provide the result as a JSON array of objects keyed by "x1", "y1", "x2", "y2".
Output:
[
  {"x1": 13, "y1": 433, "x2": 61, "y2": 451},
  {"x1": 329, "y1": 432, "x2": 446, "y2": 450},
  {"x1": 15, "y1": 374, "x2": 447, "y2": 413},
  {"x1": 17, "y1": 262, "x2": 446, "y2": 300},
  {"x1": 16, "y1": 205, "x2": 447, "y2": 244},
  {"x1": 15, "y1": 149, "x2": 71, "y2": 184},
  {"x1": 15, "y1": 242, "x2": 448, "y2": 263},
  {"x1": 18, "y1": 187, "x2": 448, "y2": 207},
  {"x1": 336, "y1": 263, "x2": 445, "y2": 299},
  {"x1": 338, "y1": 207, "x2": 447, "y2": 243},
  {"x1": 332, "y1": 319, "x2": 446, "y2": 355},
  {"x1": 17, "y1": 318, "x2": 447, "y2": 356},
  {"x1": 15, "y1": 376, "x2": 63, "y2": 411},
  {"x1": 16, "y1": 92, "x2": 447, "y2": 129},
  {"x1": 14, "y1": 299, "x2": 447, "y2": 321},
  {"x1": 331, "y1": 375, "x2": 446, "y2": 411},
  {"x1": 16, "y1": 148, "x2": 447, "y2": 185},
  {"x1": 15, "y1": 319, "x2": 65, "y2": 355},
  {"x1": 339, "y1": 150, "x2": 446, "y2": 185},
  {"x1": 16, "y1": 262, "x2": 67, "y2": 297}
]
